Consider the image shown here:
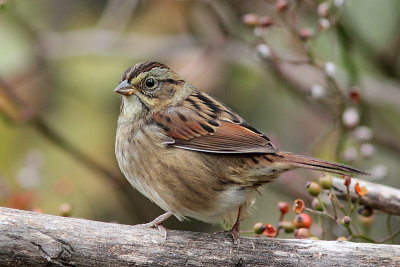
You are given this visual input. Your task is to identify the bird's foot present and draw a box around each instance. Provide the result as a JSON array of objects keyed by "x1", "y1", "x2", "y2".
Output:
[
  {"x1": 213, "y1": 223, "x2": 242, "y2": 246},
  {"x1": 137, "y1": 212, "x2": 172, "y2": 245},
  {"x1": 231, "y1": 220, "x2": 241, "y2": 247}
]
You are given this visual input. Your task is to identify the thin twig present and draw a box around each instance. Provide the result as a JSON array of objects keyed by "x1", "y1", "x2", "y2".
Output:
[{"x1": 305, "y1": 207, "x2": 337, "y2": 222}]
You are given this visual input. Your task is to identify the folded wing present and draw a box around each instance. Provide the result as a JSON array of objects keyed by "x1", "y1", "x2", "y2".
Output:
[{"x1": 152, "y1": 92, "x2": 276, "y2": 154}]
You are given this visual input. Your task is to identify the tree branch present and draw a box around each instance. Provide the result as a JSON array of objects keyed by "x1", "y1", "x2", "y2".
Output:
[
  {"x1": 0, "y1": 207, "x2": 399, "y2": 266},
  {"x1": 332, "y1": 177, "x2": 400, "y2": 216}
]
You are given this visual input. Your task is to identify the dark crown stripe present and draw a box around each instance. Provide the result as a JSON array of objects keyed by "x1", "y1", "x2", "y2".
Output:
[{"x1": 123, "y1": 62, "x2": 169, "y2": 81}]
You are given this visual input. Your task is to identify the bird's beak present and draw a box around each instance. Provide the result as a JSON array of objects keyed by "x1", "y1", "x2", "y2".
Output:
[{"x1": 115, "y1": 80, "x2": 135, "y2": 96}]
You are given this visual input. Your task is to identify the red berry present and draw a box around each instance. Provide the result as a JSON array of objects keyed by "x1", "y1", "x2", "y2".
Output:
[
  {"x1": 278, "y1": 201, "x2": 289, "y2": 214},
  {"x1": 294, "y1": 213, "x2": 312, "y2": 229},
  {"x1": 263, "y1": 224, "x2": 277, "y2": 237},
  {"x1": 349, "y1": 89, "x2": 361, "y2": 103},
  {"x1": 343, "y1": 175, "x2": 352, "y2": 186}
]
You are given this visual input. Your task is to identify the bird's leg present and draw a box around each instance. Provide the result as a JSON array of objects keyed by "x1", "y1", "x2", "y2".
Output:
[
  {"x1": 231, "y1": 205, "x2": 244, "y2": 245},
  {"x1": 138, "y1": 211, "x2": 173, "y2": 243},
  {"x1": 140, "y1": 211, "x2": 173, "y2": 228}
]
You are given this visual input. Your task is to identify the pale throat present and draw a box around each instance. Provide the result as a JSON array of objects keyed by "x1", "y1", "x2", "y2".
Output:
[{"x1": 120, "y1": 95, "x2": 147, "y2": 122}]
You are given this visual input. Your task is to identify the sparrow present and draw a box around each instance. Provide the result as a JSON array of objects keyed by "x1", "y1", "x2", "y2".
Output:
[{"x1": 114, "y1": 61, "x2": 365, "y2": 242}]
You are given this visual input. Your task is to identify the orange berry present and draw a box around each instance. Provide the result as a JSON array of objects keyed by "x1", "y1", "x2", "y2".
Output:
[
  {"x1": 293, "y1": 199, "x2": 305, "y2": 214},
  {"x1": 263, "y1": 224, "x2": 277, "y2": 237},
  {"x1": 294, "y1": 213, "x2": 312, "y2": 229}
]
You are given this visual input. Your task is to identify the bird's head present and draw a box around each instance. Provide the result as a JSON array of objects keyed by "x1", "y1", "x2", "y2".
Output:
[{"x1": 115, "y1": 62, "x2": 193, "y2": 116}]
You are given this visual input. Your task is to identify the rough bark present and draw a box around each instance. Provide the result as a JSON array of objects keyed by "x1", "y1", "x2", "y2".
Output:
[
  {"x1": 0, "y1": 207, "x2": 399, "y2": 267},
  {"x1": 332, "y1": 177, "x2": 400, "y2": 215}
]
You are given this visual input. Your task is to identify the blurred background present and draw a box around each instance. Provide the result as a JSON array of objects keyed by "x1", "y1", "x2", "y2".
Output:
[{"x1": 0, "y1": 0, "x2": 399, "y2": 242}]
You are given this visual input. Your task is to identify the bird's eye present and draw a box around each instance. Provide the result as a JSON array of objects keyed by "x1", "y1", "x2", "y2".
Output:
[{"x1": 145, "y1": 78, "x2": 157, "y2": 89}]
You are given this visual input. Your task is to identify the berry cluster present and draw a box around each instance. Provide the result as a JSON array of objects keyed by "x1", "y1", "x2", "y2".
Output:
[{"x1": 251, "y1": 174, "x2": 378, "y2": 241}]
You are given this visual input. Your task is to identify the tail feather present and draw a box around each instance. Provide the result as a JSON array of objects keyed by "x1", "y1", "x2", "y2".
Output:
[{"x1": 278, "y1": 152, "x2": 368, "y2": 176}]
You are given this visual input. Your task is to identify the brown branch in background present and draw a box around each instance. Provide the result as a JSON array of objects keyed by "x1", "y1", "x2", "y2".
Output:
[
  {"x1": 332, "y1": 177, "x2": 400, "y2": 216},
  {"x1": 0, "y1": 77, "x2": 28, "y2": 109},
  {"x1": 0, "y1": 77, "x2": 33, "y2": 122}
]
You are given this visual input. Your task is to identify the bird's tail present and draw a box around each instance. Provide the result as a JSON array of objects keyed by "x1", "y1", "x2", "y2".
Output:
[{"x1": 278, "y1": 151, "x2": 368, "y2": 176}]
